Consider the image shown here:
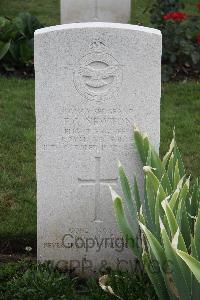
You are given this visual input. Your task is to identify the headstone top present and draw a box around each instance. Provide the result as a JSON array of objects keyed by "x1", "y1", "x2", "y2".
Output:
[
  {"x1": 35, "y1": 22, "x2": 161, "y2": 36},
  {"x1": 60, "y1": 0, "x2": 131, "y2": 24}
]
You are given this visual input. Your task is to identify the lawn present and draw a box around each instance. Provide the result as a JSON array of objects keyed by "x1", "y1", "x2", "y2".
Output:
[
  {"x1": 0, "y1": 79, "x2": 36, "y2": 249},
  {"x1": 0, "y1": 0, "x2": 60, "y2": 26}
]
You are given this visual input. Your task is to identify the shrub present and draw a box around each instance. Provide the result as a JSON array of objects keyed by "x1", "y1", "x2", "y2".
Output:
[
  {"x1": 0, "y1": 12, "x2": 43, "y2": 75},
  {"x1": 149, "y1": 1, "x2": 200, "y2": 81},
  {"x1": 111, "y1": 127, "x2": 200, "y2": 299},
  {"x1": 150, "y1": 0, "x2": 185, "y2": 28}
]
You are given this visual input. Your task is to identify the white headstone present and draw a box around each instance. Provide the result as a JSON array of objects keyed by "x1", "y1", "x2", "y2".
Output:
[
  {"x1": 61, "y1": 0, "x2": 131, "y2": 24},
  {"x1": 35, "y1": 23, "x2": 161, "y2": 275}
]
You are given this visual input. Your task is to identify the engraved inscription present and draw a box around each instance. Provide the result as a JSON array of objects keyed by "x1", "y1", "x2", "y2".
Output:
[
  {"x1": 39, "y1": 104, "x2": 135, "y2": 152},
  {"x1": 78, "y1": 157, "x2": 118, "y2": 222},
  {"x1": 62, "y1": 104, "x2": 134, "y2": 152},
  {"x1": 74, "y1": 52, "x2": 122, "y2": 102}
]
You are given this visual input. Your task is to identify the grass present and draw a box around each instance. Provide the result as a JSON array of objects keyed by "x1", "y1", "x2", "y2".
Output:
[
  {"x1": 0, "y1": 261, "x2": 156, "y2": 300},
  {"x1": 160, "y1": 82, "x2": 200, "y2": 179},
  {"x1": 0, "y1": 78, "x2": 36, "y2": 240},
  {"x1": 0, "y1": 78, "x2": 199, "y2": 243},
  {"x1": 0, "y1": 0, "x2": 60, "y2": 26}
]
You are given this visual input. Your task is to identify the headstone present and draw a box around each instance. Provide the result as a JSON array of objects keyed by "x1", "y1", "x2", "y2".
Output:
[
  {"x1": 61, "y1": 0, "x2": 131, "y2": 24},
  {"x1": 35, "y1": 23, "x2": 161, "y2": 275}
]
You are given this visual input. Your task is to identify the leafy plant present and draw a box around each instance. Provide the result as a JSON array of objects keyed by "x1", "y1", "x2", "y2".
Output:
[
  {"x1": 149, "y1": 1, "x2": 200, "y2": 81},
  {"x1": 98, "y1": 271, "x2": 157, "y2": 300},
  {"x1": 0, "y1": 12, "x2": 43, "y2": 73},
  {"x1": 161, "y1": 14, "x2": 200, "y2": 81},
  {"x1": 111, "y1": 127, "x2": 200, "y2": 299},
  {"x1": 150, "y1": 0, "x2": 185, "y2": 28}
]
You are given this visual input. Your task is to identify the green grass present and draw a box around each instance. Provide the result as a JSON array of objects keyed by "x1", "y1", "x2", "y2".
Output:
[
  {"x1": 0, "y1": 261, "x2": 156, "y2": 300},
  {"x1": 160, "y1": 82, "x2": 200, "y2": 179},
  {"x1": 0, "y1": 0, "x2": 60, "y2": 26},
  {"x1": 0, "y1": 78, "x2": 36, "y2": 239},
  {"x1": 0, "y1": 78, "x2": 199, "y2": 241}
]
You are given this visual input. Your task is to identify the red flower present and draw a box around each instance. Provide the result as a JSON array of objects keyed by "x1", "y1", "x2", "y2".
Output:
[
  {"x1": 163, "y1": 12, "x2": 187, "y2": 21},
  {"x1": 196, "y1": 35, "x2": 200, "y2": 44},
  {"x1": 196, "y1": 4, "x2": 200, "y2": 10}
]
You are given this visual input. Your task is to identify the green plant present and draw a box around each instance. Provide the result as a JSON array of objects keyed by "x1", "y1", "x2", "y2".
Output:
[
  {"x1": 0, "y1": 12, "x2": 43, "y2": 73},
  {"x1": 0, "y1": 261, "x2": 156, "y2": 300},
  {"x1": 149, "y1": 1, "x2": 200, "y2": 81},
  {"x1": 150, "y1": 0, "x2": 185, "y2": 28},
  {"x1": 161, "y1": 13, "x2": 200, "y2": 81},
  {"x1": 98, "y1": 271, "x2": 157, "y2": 300},
  {"x1": 0, "y1": 260, "x2": 33, "y2": 290},
  {"x1": 0, "y1": 262, "x2": 77, "y2": 300},
  {"x1": 111, "y1": 127, "x2": 200, "y2": 299}
]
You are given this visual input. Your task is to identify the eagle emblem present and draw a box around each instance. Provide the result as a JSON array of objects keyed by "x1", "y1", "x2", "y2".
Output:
[{"x1": 74, "y1": 52, "x2": 122, "y2": 101}]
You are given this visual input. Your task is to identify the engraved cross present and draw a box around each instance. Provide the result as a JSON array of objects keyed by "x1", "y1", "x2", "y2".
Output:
[{"x1": 78, "y1": 157, "x2": 118, "y2": 222}]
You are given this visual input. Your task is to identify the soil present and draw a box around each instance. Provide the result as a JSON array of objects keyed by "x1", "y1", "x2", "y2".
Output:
[
  {"x1": 0, "y1": 253, "x2": 36, "y2": 264},
  {"x1": 0, "y1": 65, "x2": 34, "y2": 79},
  {"x1": 0, "y1": 237, "x2": 37, "y2": 256}
]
